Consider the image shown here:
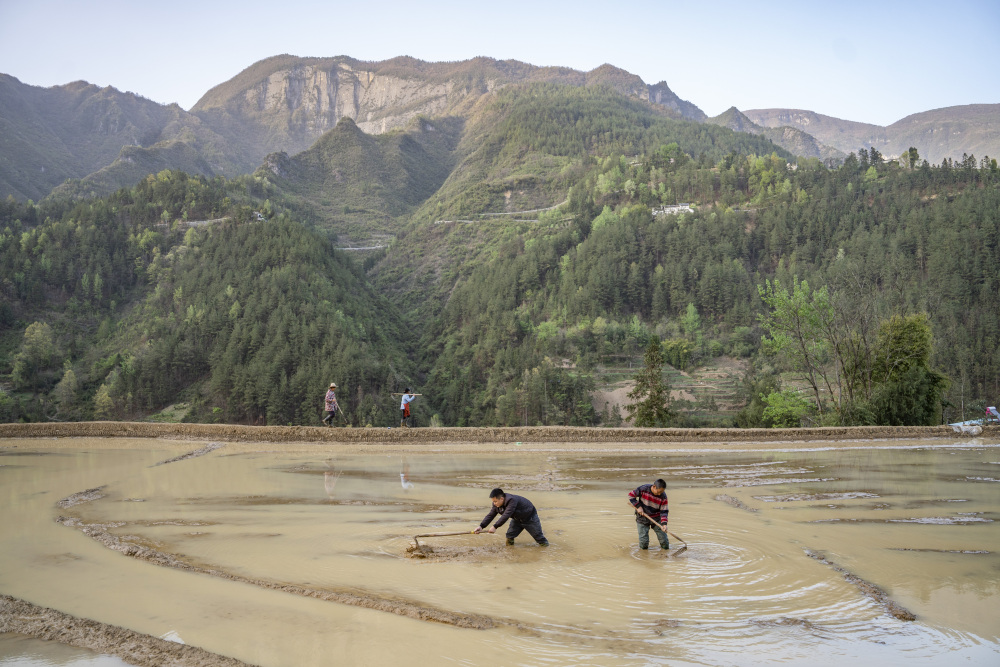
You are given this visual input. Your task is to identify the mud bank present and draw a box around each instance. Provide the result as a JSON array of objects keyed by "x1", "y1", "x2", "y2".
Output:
[
  {"x1": 0, "y1": 594, "x2": 256, "y2": 667},
  {"x1": 716, "y1": 494, "x2": 757, "y2": 512},
  {"x1": 153, "y1": 442, "x2": 225, "y2": 466},
  {"x1": 2, "y1": 421, "x2": 996, "y2": 446},
  {"x1": 56, "y1": 486, "x2": 107, "y2": 509},
  {"x1": 804, "y1": 549, "x2": 917, "y2": 621},
  {"x1": 54, "y1": 506, "x2": 504, "y2": 630}
]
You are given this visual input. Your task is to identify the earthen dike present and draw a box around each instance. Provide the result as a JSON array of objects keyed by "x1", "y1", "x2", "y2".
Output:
[{"x1": 2, "y1": 421, "x2": 996, "y2": 444}]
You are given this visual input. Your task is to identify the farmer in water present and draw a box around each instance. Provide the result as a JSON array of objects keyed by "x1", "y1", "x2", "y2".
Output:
[
  {"x1": 321, "y1": 382, "x2": 339, "y2": 427},
  {"x1": 400, "y1": 388, "x2": 416, "y2": 427},
  {"x1": 629, "y1": 478, "x2": 669, "y2": 550},
  {"x1": 474, "y1": 488, "x2": 548, "y2": 546}
]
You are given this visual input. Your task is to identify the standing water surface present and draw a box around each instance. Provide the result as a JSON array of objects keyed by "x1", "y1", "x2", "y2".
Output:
[{"x1": 1, "y1": 437, "x2": 998, "y2": 665}]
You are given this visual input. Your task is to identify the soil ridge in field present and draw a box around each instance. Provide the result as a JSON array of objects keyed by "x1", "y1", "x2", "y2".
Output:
[{"x1": 0, "y1": 594, "x2": 257, "y2": 667}]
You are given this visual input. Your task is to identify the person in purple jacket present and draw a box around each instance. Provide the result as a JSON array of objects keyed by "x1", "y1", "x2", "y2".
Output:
[
  {"x1": 474, "y1": 488, "x2": 548, "y2": 546},
  {"x1": 629, "y1": 478, "x2": 669, "y2": 550},
  {"x1": 321, "y1": 383, "x2": 339, "y2": 427}
]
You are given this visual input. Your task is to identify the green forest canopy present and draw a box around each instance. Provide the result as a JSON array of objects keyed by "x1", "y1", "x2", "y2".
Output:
[{"x1": 1, "y1": 103, "x2": 997, "y2": 427}]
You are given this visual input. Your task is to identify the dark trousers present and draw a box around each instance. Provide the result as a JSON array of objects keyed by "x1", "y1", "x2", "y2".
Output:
[
  {"x1": 322, "y1": 410, "x2": 337, "y2": 425},
  {"x1": 637, "y1": 520, "x2": 669, "y2": 550},
  {"x1": 506, "y1": 512, "x2": 548, "y2": 545}
]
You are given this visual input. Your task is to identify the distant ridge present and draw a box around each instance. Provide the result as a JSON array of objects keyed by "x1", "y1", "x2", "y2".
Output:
[
  {"x1": 189, "y1": 55, "x2": 707, "y2": 163},
  {"x1": 0, "y1": 56, "x2": 706, "y2": 201},
  {"x1": 744, "y1": 105, "x2": 1000, "y2": 163},
  {"x1": 2, "y1": 54, "x2": 997, "y2": 202},
  {"x1": 706, "y1": 107, "x2": 844, "y2": 161},
  {"x1": 192, "y1": 55, "x2": 706, "y2": 123}
]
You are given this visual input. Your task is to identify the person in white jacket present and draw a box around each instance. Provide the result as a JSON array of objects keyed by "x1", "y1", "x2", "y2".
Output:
[{"x1": 400, "y1": 388, "x2": 416, "y2": 427}]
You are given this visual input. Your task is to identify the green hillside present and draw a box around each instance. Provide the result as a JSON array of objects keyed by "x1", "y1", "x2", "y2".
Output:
[
  {"x1": 405, "y1": 148, "x2": 999, "y2": 427},
  {"x1": 260, "y1": 115, "x2": 462, "y2": 242},
  {"x1": 372, "y1": 83, "x2": 790, "y2": 314},
  {"x1": 49, "y1": 140, "x2": 217, "y2": 201},
  {"x1": 1, "y1": 73, "x2": 998, "y2": 429},
  {"x1": 0, "y1": 170, "x2": 413, "y2": 425}
]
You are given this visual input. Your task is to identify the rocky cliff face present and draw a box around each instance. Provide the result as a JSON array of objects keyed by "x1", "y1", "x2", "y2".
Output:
[
  {"x1": 239, "y1": 62, "x2": 455, "y2": 136},
  {"x1": 191, "y1": 56, "x2": 707, "y2": 166},
  {"x1": 649, "y1": 82, "x2": 707, "y2": 121}
]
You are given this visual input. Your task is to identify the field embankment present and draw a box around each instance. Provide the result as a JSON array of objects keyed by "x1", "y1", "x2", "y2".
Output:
[{"x1": 1, "y1": 421, "x2": 995, "y2": 446}]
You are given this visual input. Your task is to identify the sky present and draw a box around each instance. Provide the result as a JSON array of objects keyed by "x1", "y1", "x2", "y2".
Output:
[{"x1": 1, "y1": 0, "x2": 997, "y2": 126}]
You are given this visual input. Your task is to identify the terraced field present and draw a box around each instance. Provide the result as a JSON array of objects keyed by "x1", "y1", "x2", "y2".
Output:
[{"x1": 592, "y1": 356, "x2": 747, "y2": 425}]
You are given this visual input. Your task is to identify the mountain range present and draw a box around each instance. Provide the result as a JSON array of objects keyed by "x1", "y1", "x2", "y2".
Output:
[
  {"x1": 2, "y1": 53, "x2": 997, "y2": 429},
  {"x1": 2, "y1": 55, "x2": 997, "y2": 204}
]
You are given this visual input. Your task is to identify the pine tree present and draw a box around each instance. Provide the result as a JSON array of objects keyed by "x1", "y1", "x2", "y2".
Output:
[
  {"x1": 93, "y1": 384, "x2": 114, "y2": 420},
  {"x1": 625, "y1": 338, "x2": 675, "y2": 427}
]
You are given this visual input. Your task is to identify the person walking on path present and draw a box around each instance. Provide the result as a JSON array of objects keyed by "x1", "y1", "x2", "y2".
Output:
[
  {"x1": 400, "y1": 388, "x2": 416, "y2": 427},
  {"x1": 629, "y1": 478, "x2": 669, "y2": 550},
  {"x1": 474, "y1": 488, "x2": 548, "y2": 546},
  {"x1": 321, "y1": 383, "x2": 340, "y2": 427}
]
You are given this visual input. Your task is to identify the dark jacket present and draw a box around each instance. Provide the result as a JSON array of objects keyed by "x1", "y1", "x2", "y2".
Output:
[
  {"x1": 629, "y1": 483, "x2": 669, "y2": 526},
  {"x1": 480, "y1": 494, "x2": 538, "y2": 529}
]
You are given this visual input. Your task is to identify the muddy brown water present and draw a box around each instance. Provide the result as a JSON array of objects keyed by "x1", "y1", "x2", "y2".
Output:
[{"x1": 1, "y1": 435, "x2": 999, "y2": 666}]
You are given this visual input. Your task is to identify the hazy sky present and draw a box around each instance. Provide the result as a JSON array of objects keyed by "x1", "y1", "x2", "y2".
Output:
[{"x1": 1, "y1": 0, "x2": 997, "y2": 126}]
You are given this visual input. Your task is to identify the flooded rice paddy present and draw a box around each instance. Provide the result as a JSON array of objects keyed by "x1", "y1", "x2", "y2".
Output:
[{"x1": 1, "y1": 436, "x2": 999, "y2": 666}]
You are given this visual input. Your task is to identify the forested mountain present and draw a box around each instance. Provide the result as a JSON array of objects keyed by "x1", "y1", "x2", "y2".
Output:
[
  {"x1": 395, "y1": 138, "x2": 999, "y2": 426},
  {"x1": 370, "y1": 84, "x2": 790, "y2": 315},
  {"x1": 745, "y1": 105, "x2": 1000, "y2": 165},
  {"x1": 0, "y1": 171, "x2": 414, "y2": 424},
  {"x1": 258, "y1": 114, "x2": 463, "y2": 243},
  {"x1": 1, "y1": 67, "x2": 998, "y2": 429}
]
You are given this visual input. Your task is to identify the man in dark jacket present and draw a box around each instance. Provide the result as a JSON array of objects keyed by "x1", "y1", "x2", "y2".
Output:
[
  {"x1": 474, "y1": 488, "x2": 548, "y2": 546},
  {"x1": 629, "y1": 478, "x2": 669, "y2": 550}
]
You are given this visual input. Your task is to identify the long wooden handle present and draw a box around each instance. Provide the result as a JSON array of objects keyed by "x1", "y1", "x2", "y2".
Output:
[
  {"x1": 638, "y1": 510, "x2": 666, "y2": 528},
  {"x1": 413, "y1": 530, "x2": 478, "y2": 538},
  {"x1": 392, "y1": 393, "x2": 423, "y2": 396},
  {"x1": 667, "y1": 531, "x2": 687, "y2": 547},
  {"x1": 639, "y1": 510, "x2": 681, "y2": 542}
]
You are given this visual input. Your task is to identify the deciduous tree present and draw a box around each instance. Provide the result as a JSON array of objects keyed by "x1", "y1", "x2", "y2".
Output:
[{"x1": 625, "y1": 338, "x2": 674, "y2": 427}]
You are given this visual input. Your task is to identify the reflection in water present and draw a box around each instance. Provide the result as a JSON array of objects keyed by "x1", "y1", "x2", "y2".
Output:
[
  {"x1": 322, "y1": 459, "x2": 341, "y2": 500},
  {"x1": 1, "y1": 439, "x2": 999, "y2": 666},
  {"x1": 400, "y1": 458, "x2": 414, "y2": 491},
  {"x1": 0, "y1": 633, "x2": 131, "y2": 666}
]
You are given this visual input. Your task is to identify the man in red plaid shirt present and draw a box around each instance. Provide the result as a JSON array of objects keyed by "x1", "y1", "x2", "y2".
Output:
[{"x1": 628, "y1": 478, "x2": 669, "y2": 550}]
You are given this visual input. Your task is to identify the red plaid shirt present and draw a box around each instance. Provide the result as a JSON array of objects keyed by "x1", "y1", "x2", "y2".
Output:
[{"x1": 629, "y1": 484, "x2": 669, "y2": 525}]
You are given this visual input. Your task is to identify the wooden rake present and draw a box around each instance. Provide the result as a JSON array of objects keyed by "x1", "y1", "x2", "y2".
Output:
[
  {"x1": 667, "y1": 531, "x2": 688, "y2": 556},
  {"x1": 639, "y1": 510, "x2": 688, "y2": 556},
  {"x1": 411, "y1": 529, "x2": 489, "y2": 553}
]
